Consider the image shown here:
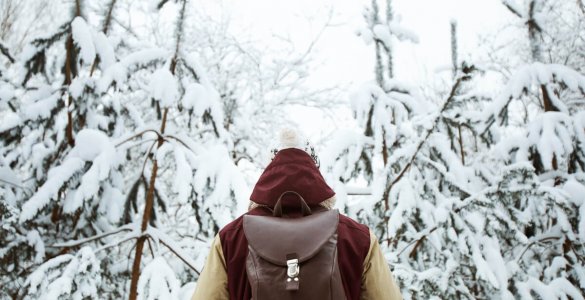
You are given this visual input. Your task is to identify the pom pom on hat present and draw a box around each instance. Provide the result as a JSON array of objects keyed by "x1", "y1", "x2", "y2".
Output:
[
  {"x1": 279, "y1": 127, "x2": 305, "y2": 150},
  {"x1": 275, "y1": 127, "x2": 320, "y2": 167}
]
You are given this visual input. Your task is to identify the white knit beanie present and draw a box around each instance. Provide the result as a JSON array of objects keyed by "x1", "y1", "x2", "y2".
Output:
[{"x1": 278, "y1": 127, "x2": 307, "y2": 151}]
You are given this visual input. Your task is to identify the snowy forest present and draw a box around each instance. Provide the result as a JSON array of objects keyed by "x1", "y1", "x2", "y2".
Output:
[{"x1": 0, "y1": 0, "x2": 584, "y2": 299}]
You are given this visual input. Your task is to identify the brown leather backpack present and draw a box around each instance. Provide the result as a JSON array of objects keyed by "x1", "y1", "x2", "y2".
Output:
[{"x1": 243, "y1": 191, "x2": 346, "y2": 300}]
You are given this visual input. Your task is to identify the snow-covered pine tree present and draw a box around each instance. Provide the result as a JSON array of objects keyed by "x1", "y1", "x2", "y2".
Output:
[
  {"x1": 323, "y1": 62, "x2": 493, "y2": 299},
  {"x1": 1, "y1": 1, "x2": 117, "y2": 297},
  {"x1": 463, "y1": 0, "x2": 585, "y2": 297},
  {"x1": 0, "y1": 0, "x2": 248, "y2": 298},
  {"x1": 329, "y1": 0, "x2": 420, "y2": 240},
  {"x1": 380, "y1": 0, "x2": 585, "y2": 296},
  {"x1": 2, "y1": 0, "x2": 335, "y2": 298},
  {"x1": 324, "y1": 0, "x2": 585, "y2": 298}
]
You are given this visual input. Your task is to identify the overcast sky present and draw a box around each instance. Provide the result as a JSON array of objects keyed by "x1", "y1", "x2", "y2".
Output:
[{"x1": 199, "y1": 0, "x2": 514, "y2": 143}]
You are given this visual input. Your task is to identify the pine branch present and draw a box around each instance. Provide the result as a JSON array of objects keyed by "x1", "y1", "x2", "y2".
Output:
[
  {"x1": 387, "y1": 71, "x2": 471, "y2": 190},
  {"x1": 502, "y1": 0, "x2": 523, "y2": 18},
  {"x1": 157, "y1": 0, "x2": 171, "y2": 10},
  {"x1": 89, "y1": 0, "x2": 117, "y2": 76},
  {"x1": 370, "y1": 0, "x2": 385, "y2": 86},
  {"x1": 114, "y1": 129, "x2": 164, "y2": 147},
  {"x1": 102, "y1": 0, "x2": 116, "y2": 33},
  {"x1": 129, "y1": 2, "x2": 186, "y2": 296},
  {"x1": 0, "y1": 178, "x2": 33, "y2": 195},
  {"x1": 0, "y1": 42, "x2": 14, "y2": 63},
  {"x1": 579, "y1": 0, "x2": 585, "y2": 15},
  {"x1": 385, "y1": 0, "x2": 393, "y2": 79},
  {"x1": 516, "y1": 235, "x2": 562, "y2": 262},
  {"x1": 391, "y1": 186, "x2": 492, "y2": 256},
  {"x1": 124, "y1": 176, "x2": 145, "y2": 225},
  {"x1": 418, "y1": 155, "x2": 471, "y2": 197},
  {"x1": 30, "y1": 22, "x2": 70, "y2": 47},
  {"x1": 147, "y1": 227, "x2": 201, "y2": 275},
  {"x1": 64, "y1": 35, "x2": 76, "y2": 147},
  {"x1": 49, "y1": 223, "x2": 135, "y2": 248},
  {"x1": 451, "y1": 20, "x2": 458, "y2": 79},
  {"x1": 95, "y1": 231, "x2": 141, "y2": 252},
  {"x1": 171, "y1": 0, "x2": 188, "y2": 68},
  {"x1": 458, "y1": 124, "x2": 465, "y2": 165},
  {"x1": 379, "y1": 70, "x2": 476, "y2": 244}
]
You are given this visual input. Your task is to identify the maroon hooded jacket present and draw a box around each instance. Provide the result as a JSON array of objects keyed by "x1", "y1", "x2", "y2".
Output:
[{"x1": 218, "y1": 148, "x2": 371, "y2": 300}]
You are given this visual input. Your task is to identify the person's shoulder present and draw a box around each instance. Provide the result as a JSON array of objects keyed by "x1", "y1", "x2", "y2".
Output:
[
  {"x1": 219, "y1": 215, "x2": 244, "y2": 236},
  {"x1": 336, "y1": 211, "x2": 371, "y2": 262},
  {"x1": 337, "y1": 212, "x2": 371, "y2": 249},
  {"x1": 219, "y1": 207, "x2": 271, "y2": 241},
  {"x1": 338, "y1": 212, "x2": 370, "y2": 237}
]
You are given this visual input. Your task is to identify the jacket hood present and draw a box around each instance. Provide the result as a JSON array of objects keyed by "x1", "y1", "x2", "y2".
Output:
[{"x1": 250, "y1": 147, "x2": 335, "y2": 207}]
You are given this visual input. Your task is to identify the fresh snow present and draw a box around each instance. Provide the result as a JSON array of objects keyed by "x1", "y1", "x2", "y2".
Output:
[
  {"x1": 19, "y1": 158, "x2": 85, "y2": 223},
  {"x1": 71, "y1": 17, "x2": 96, "y2": 65},
  {"x1": 3, "y1": 1, "x2": 585, "y2": 299},
  {"x1": 150, "y1": 68, "x2": 179, "y2": 108}
]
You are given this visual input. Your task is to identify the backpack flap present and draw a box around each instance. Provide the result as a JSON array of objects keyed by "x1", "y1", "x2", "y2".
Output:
[
  {"x1": 243, "y1": 209, "x2": 339, "y2": 265},
  {"x1": 243, "y1": 209, "x2": 339, "y2": 290}
]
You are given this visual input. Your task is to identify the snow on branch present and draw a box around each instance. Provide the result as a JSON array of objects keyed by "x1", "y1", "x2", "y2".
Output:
[
  {"x1": 321, "y1": 129, "x2": 374, "y2": 183},
  {"x1": 71, "y1": 16, "x2": 116, "y2": 68},
  {"x1": 150, "y1": 67, "x2": 179, "y2": 108},
  {"x1": 95, "y1": 230, "x2": 142, "y2": 253},
  {"x1": 0, "y1": 42, "x2": 15, "y2": 63},
  {"x1": 482, "y1": 63, "x2": 585, "y2": 134},
  {"x1": 22, "y1": 246, "x2": 101, "y2": 299},
  {"x1": 527, "y1": 112, "x2": 574, "y2": 171},
  {"x1": 19, "y1": 129, "x2": 121, "y2": 223},
  {"x1": 369, "y1": 22, "x2": 418, "y2": 51},
  {"x1": 137, "y1": 257, "x2": 181, "y2": 300},
  {"x1": 50, "y1": 223, "x2": 136, "y2": 248},
  {"x1": 516, "y1": 277, "x2": 585, "y2": 300},
  {"x1": 71, "y1": 17, "x2": 96, "y2": 65},
  {"x1": 388, "y1": 22, "x2": 419, "y2": 43},
  {"x1": 146, "y1": 226, "x2": 201, "y2": 275},
  {"x1": 171, "y1": 143, "x2": 192, "y2": 205},
  {"x1": 19, "y1": 158, "x2": 85, "y2": 223},
  {"x1": 97, "y1": 48, "x2": 168, "y2": 93},
  {"x1": 64, "y1": 129, "x2": 120, "y2": 213},
  {"x1": 192, "y1": 144, "x2": 249, "y2": 218},
  {"x1": 181, "y1": 78, "x2": 227, "y2": 138},
  {"x1": 22, "y1": 84, "x2": 61, "y2": 121},
  {"x1": 385, "y1": 70, "x2": 474, "y2": 191}
]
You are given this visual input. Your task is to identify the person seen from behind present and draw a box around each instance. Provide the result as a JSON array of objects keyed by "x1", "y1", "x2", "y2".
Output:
[{"x1": 192, "y1": 128, "x2": 402, "y2": 300}]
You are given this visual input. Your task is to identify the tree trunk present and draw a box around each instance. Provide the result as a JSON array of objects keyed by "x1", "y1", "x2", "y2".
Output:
[{"x1": 128, "y1": 109, "x2": 168, "y2": 300}]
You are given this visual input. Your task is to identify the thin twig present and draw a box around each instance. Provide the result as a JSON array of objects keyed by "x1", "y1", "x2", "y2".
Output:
[
  {"x1": 386, "y1": 75, "x2": 467, "y2": 194},
  {"x1": 50, "y1": 223, "x2": 135, "y2": 248},
  {"x1": 115, "y1": 129, "x2": 162, "y2": 147},
  {"x1": 159, "y1": 239, "x2": 200, "y2": 275},
  {"x1": 0, "y1": 178, "x2": 33, "y2": 195}
]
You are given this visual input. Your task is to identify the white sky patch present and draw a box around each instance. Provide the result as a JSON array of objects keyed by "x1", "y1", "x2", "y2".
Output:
[{"x1": 197, "y1": 0, "x2": 513, "y2": 143}]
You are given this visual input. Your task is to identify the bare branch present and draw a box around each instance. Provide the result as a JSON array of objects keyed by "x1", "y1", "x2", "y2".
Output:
[
  {"x1": 0, "y1": 42, "x2": 14, "y2": 63},
  {"x1": 102, "y1": 0, "x2": 117, "y2": 33},
  {"x1": 159, "y1": 240, "x2": 200, "y2": 274},
  {"x1": 50, "y1": 223, "x2": 136, "y2": 248},
  {"x1": 502, "y1": 0, "x2": 524, "y2": 18},
  {"x1": 388, "y1": 73, "x2": 468, "y2": 189},
  {"x1": 115, "y1": 129, "x2": 163, "y2": 147}
]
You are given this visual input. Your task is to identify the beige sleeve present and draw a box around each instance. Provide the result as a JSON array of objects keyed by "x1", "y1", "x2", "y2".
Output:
[
  {"x1": 360, "y1": 230, "x2": 403, "y2": 300},
  {"x1": 191, "y1": 234, "x2": 229, "y2": 300}
]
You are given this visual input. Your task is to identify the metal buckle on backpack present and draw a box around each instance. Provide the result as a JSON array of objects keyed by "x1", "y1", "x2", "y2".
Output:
[{"x1": 286, "y1": 258, "x2": 299, "y2": 278}]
